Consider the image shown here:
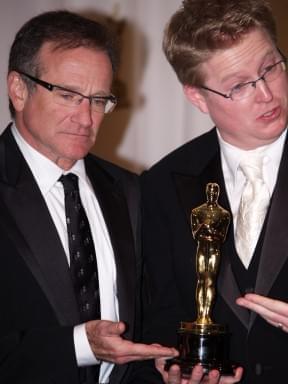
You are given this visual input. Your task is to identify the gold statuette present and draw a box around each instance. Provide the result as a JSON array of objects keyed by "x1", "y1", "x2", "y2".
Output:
[
  {"x1": 191, "y1": 182, "x2": 230, "y2": 326},
  {"x1": 166, "y1": 183, "x2": 235, "y2": 377}
]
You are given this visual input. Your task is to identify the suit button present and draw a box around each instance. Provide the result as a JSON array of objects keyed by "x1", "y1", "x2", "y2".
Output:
[
  {"x1": 80, "y1": 285, "x2": 87, "y2": 295},
  {"x1": 82, "y1": 302, "x2": 90, "y2": 312},
  {"x1": 255, "y1": 363, "x2": 262, "y2": 375}
]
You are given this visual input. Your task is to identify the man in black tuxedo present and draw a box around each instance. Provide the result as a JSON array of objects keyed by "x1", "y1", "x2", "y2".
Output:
[
  {"x1": 141, "y1": 0, "x2": 288, "y2": 383},
  {"x1": 1, "y1": 10, "x2": 176, "y2": 384}
]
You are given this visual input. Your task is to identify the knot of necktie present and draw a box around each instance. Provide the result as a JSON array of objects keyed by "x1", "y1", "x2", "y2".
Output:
[
  {"x1": 239, "y1": 156, "x2": 269, "y2": 203},
  {"x1": 239, "y1": 158, "x2": 263, "y2": 181},
  {"x1": 59, "y1": 173, "x2": 79, "y2": 194}
]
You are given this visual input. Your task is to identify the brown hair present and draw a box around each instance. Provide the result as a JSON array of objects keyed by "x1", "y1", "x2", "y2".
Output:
[
  {"x1": 8, "y1": 10, "x2": 119, "y2": 117},
  {"x1": 163, "y1": 0, "x2": 277, "y2": 86}
]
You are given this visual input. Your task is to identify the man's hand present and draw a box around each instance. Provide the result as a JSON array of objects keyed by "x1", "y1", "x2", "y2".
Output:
[
  {"x1": 155, "y1": 359, "x2": 243, "y2": 384},
  {"x1": 85, "y1": 320, "x2": 178, "y2": 364},
  {"x1": 237, "y1": 293, "x2": 288, "y2": 332}
]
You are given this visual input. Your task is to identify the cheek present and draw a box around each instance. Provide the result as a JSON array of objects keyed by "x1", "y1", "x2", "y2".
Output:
[
  {"x1": 24, "y1": 97, "x2": 58, "y2": 127},
  {"x1": 210, "y1": 104, "x2": 251, "y2": 137},
  {"x1": 280, "y1": 87, "x2": 288, "y2": 108},
  {"x1": 91, "y1": 114, "x2": 104, "y2": 133},
  {"x1": 209, "y1": 103, "x2": 238, "y2": 125},
  {"x1": 56, "y1": 112, "x2": 73, "y2": 125}
]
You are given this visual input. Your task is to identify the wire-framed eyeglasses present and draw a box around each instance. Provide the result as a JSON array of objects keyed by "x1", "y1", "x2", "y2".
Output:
[
  {"x1": 200, "y1": 57, "x2": 287, "y2": 101},
  {"x1": 18, "y1": 71, "x2": 117, "y2": 114}
]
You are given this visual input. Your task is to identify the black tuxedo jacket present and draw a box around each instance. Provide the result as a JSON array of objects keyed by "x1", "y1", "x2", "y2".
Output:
[
  {"x1": 141, "y1": 128, "x2": 288, "y2": 384},
  {"x1": 0, "y1": 125, "x2": 141, "y2": 384}
]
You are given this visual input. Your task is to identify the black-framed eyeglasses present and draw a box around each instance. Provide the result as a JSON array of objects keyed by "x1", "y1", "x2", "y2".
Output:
[
  {"x1": 200, "y1": 57, "x2": 287, "y2": 101},
  {"x1": 18, "y1": 71, "x2": 117, "y2": 114}
]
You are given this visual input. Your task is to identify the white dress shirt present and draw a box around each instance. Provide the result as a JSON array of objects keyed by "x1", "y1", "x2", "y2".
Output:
[
  {"x1": 12, "y1": 124, "x2": 118, "y2": 383},
  {"x1": 217, "y1": 128, "x2": 287, "y2": 237}
]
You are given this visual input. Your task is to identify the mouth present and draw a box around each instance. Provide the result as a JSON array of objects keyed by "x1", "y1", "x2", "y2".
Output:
[
  {"x1": 63, "y1": 132, "x2": 91, "y2": 138},
  {"x1": 258, "y1": 106, "x2": 281, "y2": 121}
]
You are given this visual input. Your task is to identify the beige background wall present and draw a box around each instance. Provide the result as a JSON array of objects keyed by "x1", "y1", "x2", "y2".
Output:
[
  {"x1": 271, "y1": 1, "x2": 288, "y2": 54},
  {"x1": 0, "y1": 1, "x2": 287, "y2": 173}
]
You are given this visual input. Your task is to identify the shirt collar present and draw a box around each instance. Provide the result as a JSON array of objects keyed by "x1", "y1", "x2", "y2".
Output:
[
  {"x1": 11, "y1": 123, "x2": 87, "y2": 195},
  {"x1": 217, "y1": 127, "x2": 287, "y2": 188}
]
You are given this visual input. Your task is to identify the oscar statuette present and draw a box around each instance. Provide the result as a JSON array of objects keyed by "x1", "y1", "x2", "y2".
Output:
[{"x1": 166, "y1": 183, "x2": 234, "y2": 377}]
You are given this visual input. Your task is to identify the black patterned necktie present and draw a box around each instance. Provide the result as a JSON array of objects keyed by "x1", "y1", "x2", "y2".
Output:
[{"x1": 60, "y1": 173, "x2": 101, "y2": 322}]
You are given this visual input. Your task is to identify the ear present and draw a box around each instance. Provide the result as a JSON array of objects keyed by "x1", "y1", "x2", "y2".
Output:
[
  {"x1": 183, "y1": 85, "x2": 209, "y2": 114},
  {"x1": 7, "y1": 71, "x2": 28, "y2": 113}
]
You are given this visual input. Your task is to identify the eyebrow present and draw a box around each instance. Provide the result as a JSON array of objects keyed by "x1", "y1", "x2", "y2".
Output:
[
  {"x1": 53, "y1": 83, "x2": 111, "y2": 97},
  {"x1": 219, "y1": 49, "x2": 279, "y2": 85}
]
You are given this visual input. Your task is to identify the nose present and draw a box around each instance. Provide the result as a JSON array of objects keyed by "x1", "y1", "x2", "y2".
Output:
[
  {"x1": 254, "y1": 78, "x2": 273, "y2": 103},
  {"x1": 71, "y1": 98, "x2": 93, "y2": 127}
]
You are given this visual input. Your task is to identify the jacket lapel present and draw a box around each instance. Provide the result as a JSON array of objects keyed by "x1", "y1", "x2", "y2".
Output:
[
  {"x1": 249, "y1": 136, "x2": 288, "y2": 328},
  {"x1": 0, "y1": 127, "x2": 79, "y2": 325},
  {"x1": 85, "y1": 156, "x2": 136, "y2": 341}
]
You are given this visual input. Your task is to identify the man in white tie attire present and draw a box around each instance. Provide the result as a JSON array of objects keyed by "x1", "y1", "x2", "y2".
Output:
[{"x1": 139, "y1": 0, "x2": 288, "y2": 383}]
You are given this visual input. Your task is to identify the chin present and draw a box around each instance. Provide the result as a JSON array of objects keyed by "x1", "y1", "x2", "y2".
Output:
[{"x1": 68, "y1": 144, "x2": 92, "y2": 158}]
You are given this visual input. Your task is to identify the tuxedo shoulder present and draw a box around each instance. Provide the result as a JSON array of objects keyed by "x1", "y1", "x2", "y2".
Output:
[
  {"x1": 144, "y1": 128, "x2": 217, "y2": 178},
  {"x1": 86, "y1": 153, "x2": 139, "y2": 182}
]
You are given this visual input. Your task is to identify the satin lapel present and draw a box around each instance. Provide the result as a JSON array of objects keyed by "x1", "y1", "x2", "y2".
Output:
[
  {"x1": 85, "y1": 157, "x2": 136, "y2": 339},
  {"x1": 0, "y1": 128, "x2": 79, "y2": 325},
  {"x1": 250, "y1": 137, "x2": 288, "y2": 328},
  {"x1": 172, "y1": 148, "x2": 249, "y2": 328}
]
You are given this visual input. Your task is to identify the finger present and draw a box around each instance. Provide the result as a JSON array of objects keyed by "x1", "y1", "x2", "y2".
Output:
[
  {"x1": 205, "y1": 369, "x2": 220, "y2": 384},
  {"x1": 237, "y1": 296, "x2": 273, "y2": 317},
  {"x1": 155, "y1": 357, "x2": 170, "y2": 383},
  {"x1": 167, "y1": 364, "x2": 182, "y2": 384},
  {"x1": 155, "y1": 357, "x2": 166, "y2": 371},
  {"x1": 103, "y1": 321, "x2": 126, "y2": 336},
  {"x1": 118, "y1": 341, "x2": 178, "y2": 361},
  {"x1": 189, "y1": 364, "x2": 205, "y2": 383},
  {"x1": 237, "y1": 296, "x2": 288, "y2": 328},
  {"x1": 104, "y1": 340, "x2": 178, "y2": 365},
  {"x1": 219, "y1": 367, "x2": 243, "y2": 383},
  {"x1": 266, "y1": 320, "x2": 288, "y2": 333},
  {"x1": 233, "y1": 367, "x2": 244, "y2": 382},
  {"x1": 238, "y1": 293, "x2": 288, "y2": 316},
  {"x1": 86, "y1": 319, "x2": 126, "y2": 338}
]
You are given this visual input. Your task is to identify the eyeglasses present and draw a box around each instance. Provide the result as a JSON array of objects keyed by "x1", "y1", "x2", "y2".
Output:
[
  {"x1": 18, "y1": 71, "x2": 117, "y2": 114},
  {"x1": 200, "y1": 57, "x2": 287, "y2": 101}
]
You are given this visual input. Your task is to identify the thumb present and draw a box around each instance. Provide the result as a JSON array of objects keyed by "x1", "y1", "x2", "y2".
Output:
[{"x1": 107, "y1": 321, "x2": 126, "y2": 336}]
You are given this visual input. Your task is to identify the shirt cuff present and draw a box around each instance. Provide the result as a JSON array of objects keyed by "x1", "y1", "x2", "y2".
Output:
[{"x1": 74, "y1": 324, "x2": 100, "y2": 366}]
